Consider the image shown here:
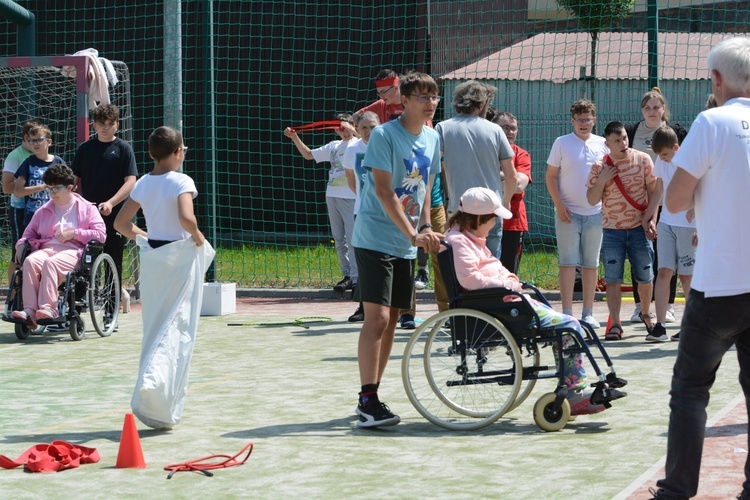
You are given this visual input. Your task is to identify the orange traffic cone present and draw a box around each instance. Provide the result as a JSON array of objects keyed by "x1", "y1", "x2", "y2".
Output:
[{"x1": 116, "y1": 413, "x2": 146, "y2": 468}]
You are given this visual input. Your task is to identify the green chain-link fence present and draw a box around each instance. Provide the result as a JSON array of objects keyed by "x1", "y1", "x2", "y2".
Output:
[{"x1": 0, "y1": 0, "x2": 747, "y2": 290}]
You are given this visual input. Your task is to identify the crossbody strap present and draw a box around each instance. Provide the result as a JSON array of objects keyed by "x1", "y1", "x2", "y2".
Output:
[{"x1": 603, "y1": 154, "x2": 648, "y2": 212}]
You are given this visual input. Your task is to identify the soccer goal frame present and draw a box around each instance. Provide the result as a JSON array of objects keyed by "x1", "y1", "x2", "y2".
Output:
[{"x1": 0, "y1": 56, "x2": 137, "y2": 294}]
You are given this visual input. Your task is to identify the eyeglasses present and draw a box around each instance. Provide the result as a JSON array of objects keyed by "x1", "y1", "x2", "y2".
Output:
[
  {"x1": 46, "y1": 185, "x2": 68, "y2": 194},
  {"x1": 573, "y1": 118, "x2": 594, "y2": 124},
  {"x1": 29, "y1": 137, "x2": 50, "y2": 144},
  {"x1": 180, "y1": 146, "x2": 188, "y2": 155},
  {"x1": 501, "y1": 125, "x2": 518, "y2": 132},
  {"x1": 408, "y1": 95, "x2": 441, "y2": 103},
  {"x1": 95, "y1": 121, "x2": 116, "y2": 129},
  {"x1": 376, "y1": 86, "x2": 395, "y2": 97}
]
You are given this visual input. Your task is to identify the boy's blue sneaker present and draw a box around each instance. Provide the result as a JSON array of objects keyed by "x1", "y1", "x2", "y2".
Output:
[
  {"x1": 356, "y1": 401, "x2": 400, "y2": 428},
  {"x1": 399, "y1": 314, "x2": 416, "y2": 329}
]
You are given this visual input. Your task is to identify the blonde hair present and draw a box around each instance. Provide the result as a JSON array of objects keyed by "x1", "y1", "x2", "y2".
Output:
[{"x1": 640, "y1": 87, "x2": 671, "y2": 122}]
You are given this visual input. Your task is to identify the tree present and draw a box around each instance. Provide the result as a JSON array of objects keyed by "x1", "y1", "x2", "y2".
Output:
[{"x1": 556, "y1": 0, "x2": 634, "y2": 100}]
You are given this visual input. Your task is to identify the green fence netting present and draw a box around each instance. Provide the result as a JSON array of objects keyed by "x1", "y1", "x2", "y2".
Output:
[{"x1": 0, "y1": 0, "x2": 748, "y2": 291}]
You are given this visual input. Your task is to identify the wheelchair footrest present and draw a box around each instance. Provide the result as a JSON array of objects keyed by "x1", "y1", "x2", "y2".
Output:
[
  {"x1": 1, "y1": 313, "x2": 27, "y2": 325},
  {"x1": 605, "y1": 373, "x2": 628, "y2": 388},
  {"x1": 590, "y1": 381, "x2": 628, "y2": 407}
]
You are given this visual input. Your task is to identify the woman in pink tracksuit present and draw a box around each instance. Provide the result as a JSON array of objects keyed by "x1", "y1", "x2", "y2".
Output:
[{"x1": 12, "y1": 164, "x2": 106, "y2": 327}]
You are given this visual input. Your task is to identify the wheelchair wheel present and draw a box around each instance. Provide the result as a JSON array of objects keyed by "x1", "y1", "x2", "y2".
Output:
[
  {"x1": 69, "y1": 314, "x2": 85, "y2": 341},
  {"x1": 533, "y1": 392, "x2": 571, "y2": 432},
  {"x1": 88, "y1": 253, "x2": 120, "y2": 337},
  {"x1": 507, "y1": 346, "x2": 540, "y2": 413},
  {"x1": 402, "y1": 309, "x2": 523, "y2": 431},
  {"x1": 14, "y1": 323, "x2": 32, "y2": 340}
]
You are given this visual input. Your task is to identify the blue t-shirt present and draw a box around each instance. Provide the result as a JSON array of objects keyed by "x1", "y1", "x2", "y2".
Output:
[
  {"x1": 15, "y1": 155, "x2": 66, "y2": 218},
  {"x1": 352, "y1": 119, "x2": 441, "y2": 259}
]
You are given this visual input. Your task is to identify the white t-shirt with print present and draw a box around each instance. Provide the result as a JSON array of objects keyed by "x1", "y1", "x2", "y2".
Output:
[
  {"x1": 672, "y1": 97, "x2": 750, "y2": 297},
  {"x1": 311, "y1": 139, "x2": 356, "y2": 200}
]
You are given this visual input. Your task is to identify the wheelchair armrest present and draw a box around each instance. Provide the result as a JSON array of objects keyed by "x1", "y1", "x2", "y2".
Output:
[
  {"x1": 521, "y1": 282, "x2": 552, "y2": 307},
  {"x1": 17, "y1": 241, "x2": 33, "y2": 264}
]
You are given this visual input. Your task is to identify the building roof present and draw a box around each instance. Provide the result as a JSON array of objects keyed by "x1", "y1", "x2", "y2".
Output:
[{"x1": 441, "y1": 32, "x2": 748, "y2": 82}]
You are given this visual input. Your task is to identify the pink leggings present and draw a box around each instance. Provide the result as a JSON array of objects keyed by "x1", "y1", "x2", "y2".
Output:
[{"x1": 22, "y1": 247, "x2": 79, "y2": 317}]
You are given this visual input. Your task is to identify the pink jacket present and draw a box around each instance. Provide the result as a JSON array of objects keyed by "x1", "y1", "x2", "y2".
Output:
[
  {"x1": 17, "y1": 193, "x2": 106, "y2": 260},
  {"x1": 444, "y1": 228, "x2": 523, "y2": 292}
]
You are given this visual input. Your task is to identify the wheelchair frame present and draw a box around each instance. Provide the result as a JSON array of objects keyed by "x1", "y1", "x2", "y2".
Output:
[
  {"x1": 2, "y1": 240, "x2": 121, "y2": 341},
  {"x1": 401, "y1": 241, "x2": 626, "y2": 432}
]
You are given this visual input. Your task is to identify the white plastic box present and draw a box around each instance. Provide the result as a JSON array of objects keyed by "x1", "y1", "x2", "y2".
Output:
[{"x1": 200, "y1": 283, "x2": 237, "y2": 316}]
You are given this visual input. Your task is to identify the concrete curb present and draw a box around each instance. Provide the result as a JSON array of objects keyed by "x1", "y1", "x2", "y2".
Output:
[{"x1": 230, "y1": 287, "x2": 608, "y2": 302}]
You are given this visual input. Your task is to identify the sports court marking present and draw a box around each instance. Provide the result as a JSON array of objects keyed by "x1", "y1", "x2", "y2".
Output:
[{"x1": 617, "y1": 392, "x2": 747, "y2": 499}]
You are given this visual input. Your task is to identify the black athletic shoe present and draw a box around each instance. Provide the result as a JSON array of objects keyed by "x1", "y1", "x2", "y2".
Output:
[
  {"x1": 348, "y1": 304, "x2": 364, "y2": 322},
  {"x1": 333, "y1": 276, "x2": 353, "y2": 293},
  {"x1": 356, "y1": 401, "x2": 400, "y2": 428}
]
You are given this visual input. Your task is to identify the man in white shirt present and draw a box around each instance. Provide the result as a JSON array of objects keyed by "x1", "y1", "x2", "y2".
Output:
[{"x1": 652, "y1": 36, "x2": 750, "y2": 499}]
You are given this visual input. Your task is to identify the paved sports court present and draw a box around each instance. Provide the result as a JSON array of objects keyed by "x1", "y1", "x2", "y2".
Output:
[{"x1": 0, "y1": 293, "x2": 744, "y2": 499}]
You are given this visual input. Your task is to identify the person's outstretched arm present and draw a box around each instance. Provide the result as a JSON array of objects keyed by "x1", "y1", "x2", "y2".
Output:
[{"x1": 283, "y1": 128, "x2": 314, "y2": 160}]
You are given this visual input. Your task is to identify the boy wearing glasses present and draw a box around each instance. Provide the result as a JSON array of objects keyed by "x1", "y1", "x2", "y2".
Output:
[
  {"x1": 353, "y1": 68, "x2": 435, "y2": 128},
  {"x1": 3, "y1": 119, "x2": 40, "y2": 281},
  {"x1": 72, "y1": 104, "x2": 138, "y2": 298},
  {"x1": 351, "y1": 71, "x2": 443, "y2": 427},
  {"x1": 13, "y1": 123, "x2": 67, "y2": 226},
  {"x1": 492, "y1": 111, "x2": 532, "y2": 275},
  {"x1": 545, "y1": 99, "x2": 608, "y2": 328}
]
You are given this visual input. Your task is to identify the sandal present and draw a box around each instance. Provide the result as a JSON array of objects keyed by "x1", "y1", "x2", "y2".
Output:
[
  {"x1": 638, "y1": 312, "x2": 655, "y2": 333},
  {"x1": 605, "y1": 324, "x2": 624, "y2": 340}
]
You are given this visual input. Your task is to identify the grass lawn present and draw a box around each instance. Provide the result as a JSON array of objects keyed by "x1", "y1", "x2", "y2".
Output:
[{"x1": 0, "y1": 243, "x2": 622, "y2": 291}]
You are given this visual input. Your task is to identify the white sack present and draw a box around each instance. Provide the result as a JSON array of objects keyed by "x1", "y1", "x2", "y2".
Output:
[{"x1": 131, "y1": 235, "x2": 215, "y2": 429}]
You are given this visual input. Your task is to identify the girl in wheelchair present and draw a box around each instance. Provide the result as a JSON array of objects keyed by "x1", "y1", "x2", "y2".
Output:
[
  {"x1": 444, "y1": 187, "x2": 626, "y2": 416},
  {"x1": 11, "y1": 165, "x2": 106, "y2": 328}
]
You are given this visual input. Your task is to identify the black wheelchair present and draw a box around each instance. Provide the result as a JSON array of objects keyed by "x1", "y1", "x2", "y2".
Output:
[
  {"x1": 401, "y1": 242, "x2": 627, "y2": 431},
  {"x1": 2, "y1": 240, "x2": 120, "y2": 341}
]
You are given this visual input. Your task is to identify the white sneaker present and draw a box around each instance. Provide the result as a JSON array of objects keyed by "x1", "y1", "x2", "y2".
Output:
[
  {"x1": 665, "y1": 304, "x2": 677, "y2": 323},
  {"x1": 580, "y1": 315, "x2": 600, "y2": 329},
  {"x1": 629, "y1": 303, "x2": 642, "y2": 323}
]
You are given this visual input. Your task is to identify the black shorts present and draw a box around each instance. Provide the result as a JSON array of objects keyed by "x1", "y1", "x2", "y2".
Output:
[
  {"x1": 354, "y1": 247, "x2": 414, "y2": 310},
  {"x1": 9, "y1": 206, "x2": 25, "y2": 262}
]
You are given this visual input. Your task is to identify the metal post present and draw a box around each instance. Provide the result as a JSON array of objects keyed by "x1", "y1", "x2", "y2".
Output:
[
  {"x1": 163, "y1": 0, "x2": 183, "y2": 132},
  {"x1": 647, "y1": 0, "x2": 659, "y2": 89},
  {"x1": 204, "y1": 0, "x2": 217, "y2": 282}
]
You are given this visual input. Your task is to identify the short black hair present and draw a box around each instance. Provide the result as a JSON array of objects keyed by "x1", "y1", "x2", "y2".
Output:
[
  {"x1": 603, "y1": 121, "x2": 626, "y2": 137},
  {"x1": 149, "y1": 126, "x2": 183, "y2": 161}
]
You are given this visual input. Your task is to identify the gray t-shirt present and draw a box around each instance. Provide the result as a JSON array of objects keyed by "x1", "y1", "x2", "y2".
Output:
[{"x1": 436, "y1": 114, "x2": 514, "y2": 212}]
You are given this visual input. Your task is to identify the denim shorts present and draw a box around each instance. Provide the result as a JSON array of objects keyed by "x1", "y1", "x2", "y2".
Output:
[
  {"x1": 601, "y1": 226, "x2": 654, "y2": 284},
  {"x1": 554, "y1": 212, "x2": 603, "y2": 268},
  {"x1": 656, "y1": 221, "x2": 696, "y2": 275}
]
